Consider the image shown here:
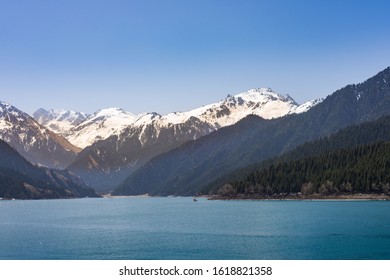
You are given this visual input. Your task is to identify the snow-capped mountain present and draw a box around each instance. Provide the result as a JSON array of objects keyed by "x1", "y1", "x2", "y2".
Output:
[
  {"x1": 65, "y1": 108, "x2": 137, "y2": 149},
  {"x1": 103, "y1": 88, "x2": 305, "y2": 146},
  {"x1": 35, "y1": 88, "x2": 320, "y2": 150},
  {"x1": 122, "y1": 88, "x2": 322, "y2": 147},
  {"x1": 136, "y1": 88, "x2": 320, "y2": 130},
  {"x1": 66, "y1": 88, "x2": 321, "y2": 192},
  {"x1": 0, "y1": 101, "x2": 80, "y2": 168},
  {"x1": 33, "y1": 108, "x2": 89, "y2": 136}
]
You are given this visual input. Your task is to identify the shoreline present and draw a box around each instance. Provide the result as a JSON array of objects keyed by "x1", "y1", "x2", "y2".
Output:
[
  {"x1": 207, "y1": 193, "x2": 390, "y2": 201},
  {"x1": 3, "y1": 194, "x2": 389, "y2": 201}
]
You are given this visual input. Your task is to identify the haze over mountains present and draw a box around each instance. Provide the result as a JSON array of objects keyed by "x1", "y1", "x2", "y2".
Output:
[{"x1": 1, "y1": 67, "x2": 390, "y2": 199}]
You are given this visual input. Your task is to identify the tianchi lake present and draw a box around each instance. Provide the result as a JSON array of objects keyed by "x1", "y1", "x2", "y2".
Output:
[{"x1": 0, "y1": 197, "x2": 389, "y2": 260}]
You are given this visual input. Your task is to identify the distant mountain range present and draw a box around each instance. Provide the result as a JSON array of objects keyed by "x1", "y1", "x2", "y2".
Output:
[
  {"x1": 1, "y1": 66, "x2": 390, "y2": 199},
  {"x1": 33, "y1": 88, "x2": 321, "y2": 150}
]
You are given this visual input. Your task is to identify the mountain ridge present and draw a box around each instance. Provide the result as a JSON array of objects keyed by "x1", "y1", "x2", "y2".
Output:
[
  {"x1": 0, "y1": 101, "x2": 80, "y2": 169},
  {"x1": 34, "y1": 88, "x2": 321, "y2": 149}
]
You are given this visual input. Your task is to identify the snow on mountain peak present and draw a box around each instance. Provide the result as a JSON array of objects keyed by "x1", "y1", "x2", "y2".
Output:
[
  {"x1": 127, "y1": 87, "x2": 316, "y2": 134},
  {"x1": 0, "y1": 100, "x2": 11, "y2": 108},
  {"x1": 33, "y1": 108, "x2": 89, "y2": 137},
  {"x1": 0, "y1": 101, "x2": 15, "y2": 111},
  {"x1": 64, "y1": 107, "x2": 138, "y2": 148},
  {"x1": 0, "y1": 102, "x2": 9, "y2": 114},
  {"x1": 85, "y1": 108, "x2": 136, "y2": 127},
  {"x1": 0, "y1": 101, "x2": 30, "y2": 121},
  {"x1": 32, "y1": 88, "x2": 321, "y2": 149},
  {"x1": 94, "y1": 107, "x2": 135, "y2": 118},
  {"x1": 236, "y1": 88, "x2": 297, "y2": 105},
  {"x1": 33, "y1": 107, "x2": 138, "y2": 149},
  {"x1": 243, "y1": 87, "x2": 274, "y2": 96}
]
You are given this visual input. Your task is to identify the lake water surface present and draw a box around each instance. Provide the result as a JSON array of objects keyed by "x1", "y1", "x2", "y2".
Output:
[{"x1": 0, "y1": 197, "x2": 389, "y2": 260}]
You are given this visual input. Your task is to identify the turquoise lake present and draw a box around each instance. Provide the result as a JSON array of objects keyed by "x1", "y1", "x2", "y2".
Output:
[{"x1": 0, "y1": 197, "x2": 389, "y2": 260}]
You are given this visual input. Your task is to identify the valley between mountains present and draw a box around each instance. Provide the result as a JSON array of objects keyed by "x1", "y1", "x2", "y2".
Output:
[{"x1": 1, "y1": 67, "x2": 390, "y2": 199}]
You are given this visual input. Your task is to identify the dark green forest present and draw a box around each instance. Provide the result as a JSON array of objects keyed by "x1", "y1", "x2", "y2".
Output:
[{"x1": 216, "y1": 141, "x2": 390, "y2": 199}]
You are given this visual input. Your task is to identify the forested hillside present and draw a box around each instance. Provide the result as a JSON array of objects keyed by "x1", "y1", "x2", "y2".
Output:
[{"x1": 215, "y1": 141, "x2": 390, "y2": 199}]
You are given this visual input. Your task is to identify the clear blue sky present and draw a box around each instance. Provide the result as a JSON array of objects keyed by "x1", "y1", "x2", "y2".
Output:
[{"x1": 1, "y1": 0, "x2": 389, "y2": 115}]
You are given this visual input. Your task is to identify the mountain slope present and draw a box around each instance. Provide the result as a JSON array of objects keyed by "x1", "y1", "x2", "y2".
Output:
[
  {"x1": 67, "y1": 88, "x2": 320, "y2": 192},
  {"x1": 0, "y1": 101, "x2": 80, "y2": 168},
  {"x1": 203, "y1": 114, "x2": 390, "y2": 194},
  {"x1": 0, "y1": 140, "x2": 98, "y2": 199},
  {"x1": 113, "y1": 66, "x2": 390, "y2": 196}
]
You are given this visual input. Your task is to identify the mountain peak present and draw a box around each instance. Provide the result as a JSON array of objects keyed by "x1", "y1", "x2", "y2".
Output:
[
  {"x1": 87, "y1": 107, "x2": 136, "y2": 122},
  {"x1": 33, "y1": 108, "x2": 89, "y2": 137},
  {"x1": 235, "y1": 88, "x2": 297, "y2": 106},
  {"x1": 94, "y1": 107, "x2": 134, "y2": 117},
  {"x1": 0, "y1": 100, "x2": 11, "y2": 107},
  {"x1": 0, "y1": 101, "x2": 11, "y2": 114},
  {"x1": 247, "y1": 87, "x2": 273, "y2": 93},
  {"x1": 1, "y1": 101, "x2": 80, "y2": 168},
  {"x1": 0, "y1": 100, "x2": 30, "y2": 120},
  {"x1": 63, "y1": 107, "x2": 138, "y2": 148}
]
